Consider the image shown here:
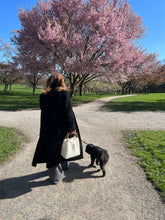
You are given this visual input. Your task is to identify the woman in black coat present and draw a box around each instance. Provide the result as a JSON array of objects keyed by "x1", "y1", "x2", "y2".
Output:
[{"x1": 32, "y1": 73, "x2": 83, "y2": 184}]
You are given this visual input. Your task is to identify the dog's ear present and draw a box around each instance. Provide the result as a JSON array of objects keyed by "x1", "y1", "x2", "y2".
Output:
[
  {"x1": 85, "y1": 144, "x2": 89, "y2": 152},
  {"x1": 85, "y1": 144, "x2": 93, "y2": 154},
  {"x1": 86, "y1": 144, "x2": 92, "y2": 149}
]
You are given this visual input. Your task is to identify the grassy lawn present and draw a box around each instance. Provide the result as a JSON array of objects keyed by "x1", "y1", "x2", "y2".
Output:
[
  {"x1": 0, "y1": 84, "x2": 114, "y2": 111},
  {"x1": 101, "y1": 93, "x2": 165, "y2": 111},
  {"x1": 72, "y1": 93, "x2": 116, "y2": 106},
  {"x1": 0, "y1": 126, "x2": 28, "y2": 164},
  {"x1": 123, "y1": 130, "x2": 165, "y2": 202},
  {"x1": 0, "y1": 84, "x2": 42, "y2": 111}
]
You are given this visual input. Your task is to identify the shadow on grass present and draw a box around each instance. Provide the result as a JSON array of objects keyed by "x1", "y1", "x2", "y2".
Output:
[
  {"x1": 72, "y1": 94, "x2": 114, "y2": 106},
  {"x1": 0, "y1": 92, "x2": 40, "y2": 111},
  {"x1": 0, "y1": 91, "x2": 113, "y2": 111},
  {"x1": 101, "y1": 101, "x2": 165, "y2": 112}
]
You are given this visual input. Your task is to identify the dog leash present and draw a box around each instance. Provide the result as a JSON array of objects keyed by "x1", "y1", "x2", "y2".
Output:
[
  {"x1": 80, "y1": 136, "x2": 88, "y2": 145},
  {"x1": 81, "y1": 139, "x2": 88, "y2": 145}
]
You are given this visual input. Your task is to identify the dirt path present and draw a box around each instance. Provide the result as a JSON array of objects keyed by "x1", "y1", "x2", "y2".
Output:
[{"x1": 0, "y1": 96, "x2": 165, "y2": 220}]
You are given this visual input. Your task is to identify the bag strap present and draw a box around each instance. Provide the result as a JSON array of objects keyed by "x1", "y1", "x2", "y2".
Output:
[{"x1": 65, "y1": 132, "x2": 78, "y2": 139}]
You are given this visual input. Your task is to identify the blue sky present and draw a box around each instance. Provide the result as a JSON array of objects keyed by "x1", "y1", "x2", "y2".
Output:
[{"x1": 0, "y1": 0, "x2": 165, "y2": 61}]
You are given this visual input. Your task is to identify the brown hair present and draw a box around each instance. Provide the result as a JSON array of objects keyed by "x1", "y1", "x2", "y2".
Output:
[{"x1": 43, "y1": 73, "x2": 68, "y2": 93}]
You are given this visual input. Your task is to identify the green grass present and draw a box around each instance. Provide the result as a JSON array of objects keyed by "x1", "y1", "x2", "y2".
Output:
[
  {"x1": 0, "y1": 84, "x2": 114, "y2": 111},
  {"x1": 72, "y1": 93, "x2": 115, "y2": 106},
  {"x1": 123, "y1": 130, "x2": 165, "y2": 202},
  {"x1": 0, "y1": 126, "x2": 28, "y2": 164},
  {"x1": 101, "y1": 93, "x2": 165, "y2": 111},
  {"x1": 0, "y1": 84, "x2": 42, "y2": 111}
]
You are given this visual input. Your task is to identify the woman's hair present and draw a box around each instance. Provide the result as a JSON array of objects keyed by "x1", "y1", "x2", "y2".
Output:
[{"x1": 43, "y1": 73, "x2": 68, "y2": 93}]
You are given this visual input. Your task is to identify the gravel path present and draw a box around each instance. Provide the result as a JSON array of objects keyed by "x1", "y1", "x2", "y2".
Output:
[{"x1": 0, "y1": 96, "x2": 165, "y2": 220}]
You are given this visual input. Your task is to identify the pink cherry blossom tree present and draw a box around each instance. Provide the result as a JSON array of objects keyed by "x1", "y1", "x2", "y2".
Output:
[
  {"x1": 0, "y1": 61, "x2": 23, "y2": 92},
  {"x1": 137, "y1": 53, "x2": 160, "y2": 93},
  {"x1": 114, "y1": 49, "x2": 159, "y2": 94},
  {"x1": 0, "y1": 40, "x2": 23, "y2": 91},
  {"x1": 15, "y1": 51, "x2": 54, "y2": 95},
  {"x1": 12, "y1": 0, "x2": 146, "y2": 96}
]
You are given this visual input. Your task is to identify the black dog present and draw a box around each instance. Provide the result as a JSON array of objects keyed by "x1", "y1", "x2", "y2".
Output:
[{"x1": 85, "y1": 144, "x2": 109, "y2": 177}]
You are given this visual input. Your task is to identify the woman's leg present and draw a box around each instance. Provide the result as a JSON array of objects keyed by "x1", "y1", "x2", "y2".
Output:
[{"x1": 48, "y1": 164, "x2": 62, "y2": 184}]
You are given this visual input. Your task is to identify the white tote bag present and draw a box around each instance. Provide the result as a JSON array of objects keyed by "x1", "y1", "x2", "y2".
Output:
[{"x1": 61, "y1": 133, "x2": 80, "y2": 159}]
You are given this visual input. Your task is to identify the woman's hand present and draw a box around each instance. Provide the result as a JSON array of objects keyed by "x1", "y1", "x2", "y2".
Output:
[{"x1": 70, "y1": 130, "x2": 76, "y2": 134}]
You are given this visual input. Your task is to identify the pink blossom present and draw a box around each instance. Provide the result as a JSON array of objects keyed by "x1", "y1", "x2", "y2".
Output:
[{"x1": 12, "y1": 0, "x2": 157, "y2": 93}]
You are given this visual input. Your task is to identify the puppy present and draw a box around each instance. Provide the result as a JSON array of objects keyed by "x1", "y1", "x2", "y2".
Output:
[{"x1": 85, "y1": 144, "x2": 109, "y2": 177}]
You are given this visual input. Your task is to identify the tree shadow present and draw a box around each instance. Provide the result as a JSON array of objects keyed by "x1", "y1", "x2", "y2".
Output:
[
  {"x1": 101, "y1": 101, "x2": 165, "y2": 112},
  {"x1": 62, "y1": 162, "x2": 103, "y2": 183},
  {"x1": 0, "y1": 170, "x2": 51, "y2": 199},
  {"x1": 0, "y1": 92, "x2": 40, "y2": 111}
]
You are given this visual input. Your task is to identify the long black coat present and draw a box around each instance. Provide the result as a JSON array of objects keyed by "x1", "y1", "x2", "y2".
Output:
[{"x1": 32, "y1": 90, "x2": 83, "y2": 168}]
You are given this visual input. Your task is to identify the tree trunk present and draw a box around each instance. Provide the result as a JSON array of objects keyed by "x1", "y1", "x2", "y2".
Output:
[
  {"x1": 33, "y1": 84, "x2": 36, "y2": 95},
  {"x1": 122, "y1": 86, "x2": 125, "y2": 95},
  {"x1": 4, "y1": 84, "x2": 8, "y2": 92},
  {"x1": 70, "y1": 83, "x2": 76, "y2": 97},
  {"x1": 79, "y1": 82, "x2": 83, "y2": 96},
  {"x1": 32, "y1": 73, "x2": 38, "y2": 95}
]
